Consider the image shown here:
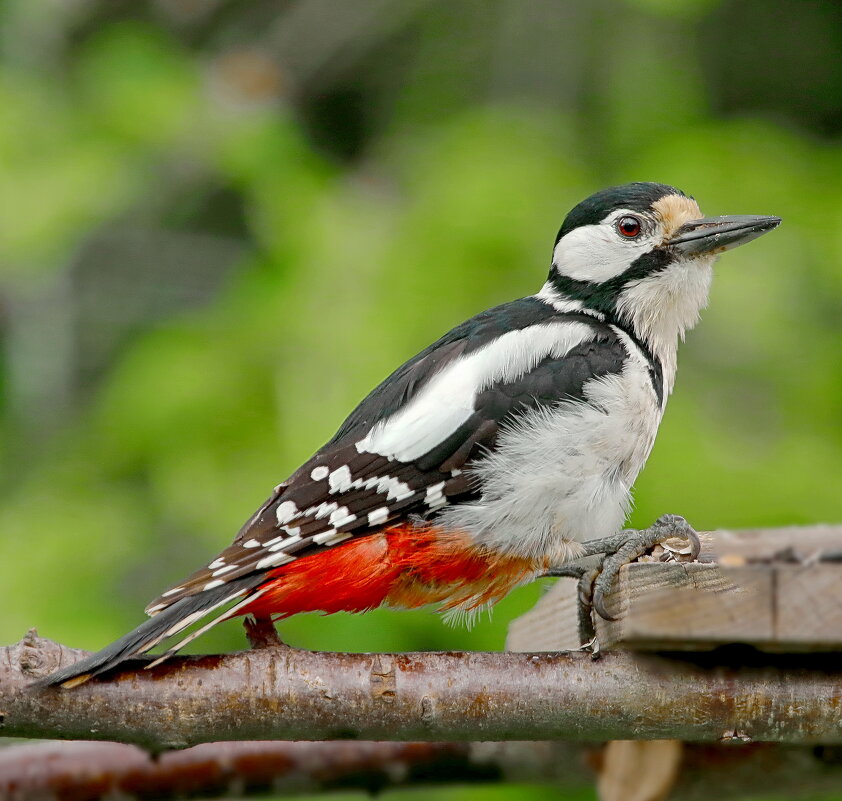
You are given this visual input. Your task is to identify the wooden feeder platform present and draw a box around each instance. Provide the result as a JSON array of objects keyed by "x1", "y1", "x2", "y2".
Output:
[{"x1": 507, "y1": 525, "x2": 842, "y2": 654}]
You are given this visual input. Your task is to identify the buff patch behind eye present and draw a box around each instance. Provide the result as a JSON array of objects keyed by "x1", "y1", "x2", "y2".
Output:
[{"x1": 652, "y1": 194, "x2": 703, "y2": 239}]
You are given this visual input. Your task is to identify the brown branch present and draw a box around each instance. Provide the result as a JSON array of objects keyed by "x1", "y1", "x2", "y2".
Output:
[
  {"x1": 3, "y1": 738, "x2": 842, "y2": 801},
  {"x1": 0, "y1": 741, "x2": 498, "y2": 801},
  {"x1": 3, "y1": 631, "x2": 842, "y2": 750}
]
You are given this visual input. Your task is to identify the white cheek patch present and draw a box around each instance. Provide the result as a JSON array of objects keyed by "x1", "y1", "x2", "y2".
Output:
[{"x1": 553, "y1": 212, "x2": 654, "y2": 283}]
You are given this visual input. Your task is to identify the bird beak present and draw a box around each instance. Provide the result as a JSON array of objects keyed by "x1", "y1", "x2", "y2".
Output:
[{"x1": 668, "y1": 215, "x2": 781, "y2": 256}]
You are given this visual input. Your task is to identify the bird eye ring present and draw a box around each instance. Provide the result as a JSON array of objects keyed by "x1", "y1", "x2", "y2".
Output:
[{"x1": 617, "y1": 216, "x2": 642, "y2": 238}]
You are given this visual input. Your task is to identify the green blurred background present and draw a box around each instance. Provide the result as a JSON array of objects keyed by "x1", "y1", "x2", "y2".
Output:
[{"x1": 1, "y1": 0, "x2": 840, "y2": 797}]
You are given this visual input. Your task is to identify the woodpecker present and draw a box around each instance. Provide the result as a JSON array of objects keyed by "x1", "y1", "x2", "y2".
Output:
[{"x1": 45, "y1": 182, "x2": 780, "y2": 687}]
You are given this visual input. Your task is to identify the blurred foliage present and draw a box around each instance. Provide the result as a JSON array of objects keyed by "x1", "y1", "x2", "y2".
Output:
[{"x1": 0, "y1": 0, "x2": 841, "y2": 797}]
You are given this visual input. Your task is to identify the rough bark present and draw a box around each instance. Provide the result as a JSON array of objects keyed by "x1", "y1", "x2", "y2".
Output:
[{"x1": 3, "y1": 632, "x2": 842, "y2": 750}]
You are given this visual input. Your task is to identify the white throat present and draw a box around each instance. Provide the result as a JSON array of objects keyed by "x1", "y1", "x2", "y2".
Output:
[{"x1": 614, "y1": 257, "x2": 714, "y2": 393}]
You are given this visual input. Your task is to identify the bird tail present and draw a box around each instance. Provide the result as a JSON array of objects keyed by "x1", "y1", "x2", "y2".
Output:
[{"x1": 40, "y1": 574, "x2": 265, "y2": 688}]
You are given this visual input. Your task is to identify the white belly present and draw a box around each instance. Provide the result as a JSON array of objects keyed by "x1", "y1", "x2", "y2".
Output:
[{"x1": 436, "y1": 353, "x2": 664, "y2": 563}]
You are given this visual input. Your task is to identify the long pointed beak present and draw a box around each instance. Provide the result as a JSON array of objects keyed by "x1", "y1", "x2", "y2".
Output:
[{"x1": 669, "y1": 215, "x2": 781, "y2": 256}]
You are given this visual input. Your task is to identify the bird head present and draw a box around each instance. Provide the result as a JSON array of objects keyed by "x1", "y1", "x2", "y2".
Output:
[{"x1": 546, "y1": 182, "x2": 780, "y2": 361}]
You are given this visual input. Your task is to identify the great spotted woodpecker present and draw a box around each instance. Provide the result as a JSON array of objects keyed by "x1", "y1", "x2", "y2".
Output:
[{"x1": 46, "y1": 182, "x2": 780, "y2": 686}]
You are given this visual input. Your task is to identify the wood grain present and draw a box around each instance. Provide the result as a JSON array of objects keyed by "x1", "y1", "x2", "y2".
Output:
[{"x1": 507, "y1": 526, "x2": 842, "y2": 653}]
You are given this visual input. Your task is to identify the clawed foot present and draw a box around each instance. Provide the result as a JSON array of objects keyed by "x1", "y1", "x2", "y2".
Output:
[
  {"x1": 586, "y1": 514, "x2": 699, "y2": 621},
  {"x1": 243, "y1": 615, "x2": 284, "y2": 649},
  {"x1": 545, "y1": 514, "x2": 700, "y2": 646}
]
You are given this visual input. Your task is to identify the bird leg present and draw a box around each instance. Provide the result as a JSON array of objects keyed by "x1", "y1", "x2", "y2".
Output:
[
  {"x1": 545, "y1": 514, "x2": 699, "y2": 645},
  {"x1": 243, "y1": 615, "x2": 285, "y2": 649},
  {"x1": 541, "y1": 563, "x2": 600, "y2": 648},
  {"x1": 579, "y1": 514, "x2": 700, "y2": 621}
]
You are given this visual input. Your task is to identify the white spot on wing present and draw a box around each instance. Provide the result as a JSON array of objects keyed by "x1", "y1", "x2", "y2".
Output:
[
  {"x1": 243, "y1": 539, "x2": 261, "y2": 548},
  {"x1": 425, "y1": 481, "x2": 447, "y2": 508},
  {"x1": 269, "y1": 534, "x2": 302, "y2": 551},
  {"x1": 329, "y1": 507, "x2": 356, "y2": 527},
  {"x1": 212, "y1": 564, "x2": 237, "y2": 577},
  {"x1": 306, "y1": 501, "x2": 338, "y2": 519},
  {"x1": 163, "y1": 609, "x2": 210, "y2": 638},
  {"x1": 310, "y1": 465, "x2": 329, "y2": 481},
  {"x1": 355, "y1": 474, "x2": 413, "y2": 501},
  {"x1": 385, "y1": 476, "x2": 413, "y2": 501},
  {"x1": 368, "y1": 507, "x2": 389, "y2": 525},
  {"x1": 203, "y1": 579, "x2": 225, "y2": 590},
  {"x1": 313, "y1": 530, "x2": 353, "y2": 546},
  {"x1": 256, "y1": 552, "x2": 296, "y2": 570},
  {"x1": 328, "y1": 464, "x2": 353, "y2": 493},
  {"x1": 276, "y1": 500, "x2": 298, "y2": 525}
]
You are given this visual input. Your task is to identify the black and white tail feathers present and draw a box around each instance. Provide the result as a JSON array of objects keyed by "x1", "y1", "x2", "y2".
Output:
[{"x1": 40, "y1": 574, "x2": 263, "y2": 688}]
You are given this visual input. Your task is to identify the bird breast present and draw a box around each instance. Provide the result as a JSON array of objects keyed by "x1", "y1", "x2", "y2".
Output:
[{"x1": 435, "y1": 346, "x2": 663, "y2": 562}]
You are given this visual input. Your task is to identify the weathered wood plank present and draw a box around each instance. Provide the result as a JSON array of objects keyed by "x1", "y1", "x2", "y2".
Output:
[
  {"x1": 601, "y1": 563, "x2": 774, "y2": 650},
  {"x1": 776, "y1": 564, "x2": 842, "y2": 645},
  {"x1": 507, "y1": 526, "x2": 842, "y2": 653}
]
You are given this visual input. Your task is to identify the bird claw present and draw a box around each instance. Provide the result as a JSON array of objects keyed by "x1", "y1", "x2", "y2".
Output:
[
  {"x1": 544, "y1": 516, "x2": 699, "y2": 646},
  {"x1": 581, "y1": 514, "x2": 700, "y2": 624},
  {"x1": 578, "y1": 635, "x2": 601, "y2": 659},
  {"x1": 655, "y1": 514, "x2": 701, "y2": 561}
]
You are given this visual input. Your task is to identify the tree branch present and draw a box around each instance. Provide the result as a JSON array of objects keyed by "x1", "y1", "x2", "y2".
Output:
[
  {"x1": 3, "y1": 738, "x2": 842, "y2": 801},
  {"x1": 0, "y1": 741, "x2": 501, "y2": 801},
  {"x1": 3, "y1": 631, "x2": 842, "y2": 750}
]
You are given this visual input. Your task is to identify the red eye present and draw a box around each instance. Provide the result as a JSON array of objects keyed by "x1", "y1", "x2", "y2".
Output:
[{"x1": 617, "y1": 216, "x2": 642, "y2": 238}]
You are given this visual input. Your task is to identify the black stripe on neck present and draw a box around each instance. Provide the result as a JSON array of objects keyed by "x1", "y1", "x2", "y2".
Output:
[
  {"x1": 547, "y1": 249, "x2": 672, "y2": 317},
  {"x1": 546, "y1": 251, "x2": 671, "y2": 406},
  {"x1": 616, "y1": 322, "x2": 664, "y2": 407},
  {"x1": 543, "y1": 295, "x2": 665, "y2": 406}
]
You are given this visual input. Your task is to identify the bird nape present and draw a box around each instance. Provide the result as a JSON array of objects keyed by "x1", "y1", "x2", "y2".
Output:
[{"x1": 42, "y1": 182, "x2": 781, "y2": 688}]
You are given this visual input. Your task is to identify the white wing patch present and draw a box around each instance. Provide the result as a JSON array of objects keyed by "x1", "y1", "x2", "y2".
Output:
[{"x1": 356, "y1": 321, "x2": 595, "y2": 462}]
